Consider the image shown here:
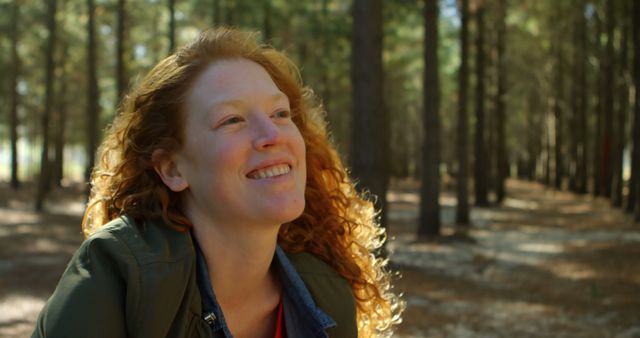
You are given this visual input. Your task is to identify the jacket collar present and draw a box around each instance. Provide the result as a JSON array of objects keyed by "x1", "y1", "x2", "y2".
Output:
[{"x1": 192, "y1": 237, "x2": 336, "y2": 337}]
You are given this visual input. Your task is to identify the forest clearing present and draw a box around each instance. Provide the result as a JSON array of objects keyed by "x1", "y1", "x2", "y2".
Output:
[{"x1": 1, "y1": 179, "x2": 638, "y2": 338}]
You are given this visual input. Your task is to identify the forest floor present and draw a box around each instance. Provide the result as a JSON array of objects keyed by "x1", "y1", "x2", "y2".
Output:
[{"x1": 0, "y1": 179, "x2": 639, "y2": 337}]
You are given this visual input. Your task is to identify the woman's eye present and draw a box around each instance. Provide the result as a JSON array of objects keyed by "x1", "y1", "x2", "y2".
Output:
[
  {"x1": 221, "y1": 116, "x2": 244, "y2": 126},
  {"x1": 273, "y1": 110, "x2": 291, "y2": 119}
]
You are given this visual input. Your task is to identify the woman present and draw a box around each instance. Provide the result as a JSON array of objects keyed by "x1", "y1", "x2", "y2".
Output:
[{"x1": 32, "y1": 28, "x2": 402, "y2": 338}]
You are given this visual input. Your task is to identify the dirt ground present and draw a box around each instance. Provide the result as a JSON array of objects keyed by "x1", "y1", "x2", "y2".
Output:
[{"x1": 1, "y1": 179, "x2": 639, "y2": 337}]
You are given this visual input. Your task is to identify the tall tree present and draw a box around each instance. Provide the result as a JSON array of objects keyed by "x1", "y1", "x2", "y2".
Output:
[
  {"x1": 36, "y1": 0, "x2": 58, "y2": 211},
  {"x1": 592, "y1": 10, "x2": 604, "y2": 196},
  {"x1": 601, "y1": 0, "x2": 615, "y2": 198},
  {"x1": 576, "y1": 0, "x2": 588, "y2": 194},
  {"x1": 9, "y1": 0, "x2": 20, "y2": 189},
  {"x1": 212, "y1": 0, "x2": 221, "y2": 26},
  {"x1": 263, "y1": 0, "x2": 272, "y2": 41},
  {"x1": 554, "y1": 32, "x2": 565, "y2": 190},
  {"x1": 116, "y1": 0, "x2": 127, "y2": 102},
  {"x1": 350, "y1": 0, "x2": 389, "y2": 229},
  {"x1": 418, "y1": 0, "x2": 442, "y2": 238},
  {"x1": 629, "y1": 0, "x2": 640, "y2": 215},
  {"x1": 495, "y1": 0, "x2": 508, "y2": 203},
  {"x1": 168, "y1": 0, "x2": 176, "y2": 53},
  {"x1": 631, "y1": 0, "x2": 640, "y2": 221},
  {"x1": 474, "y1": 2, "x2": 489, "y2": 206},
  {"x1": 611, "y1": 0, "x2": 630, "y2": 208},
  {"x1": 86, "y1": 0, "x2": 100, "y2": 186},
  {"x1": 455, "y1": 0, "x2": 470, "y2": 227},
  {"x1": 52, "y1": 11, "x2": 70, "y2": 188}
]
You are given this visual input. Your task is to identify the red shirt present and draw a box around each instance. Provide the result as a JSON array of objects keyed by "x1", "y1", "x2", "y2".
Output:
[{"x1": 274, "y1": 300, "x2": 286, "y2": 338}]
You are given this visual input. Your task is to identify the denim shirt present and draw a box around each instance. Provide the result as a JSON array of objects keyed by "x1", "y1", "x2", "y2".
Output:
[{"x1": 193, "y1": 241, "x2": 337, "y2": 338}]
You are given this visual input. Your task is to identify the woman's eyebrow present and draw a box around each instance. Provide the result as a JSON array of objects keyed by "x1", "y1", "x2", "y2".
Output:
[{"x1": 210, "y1": 93, "x2": 289, "y2": 111}]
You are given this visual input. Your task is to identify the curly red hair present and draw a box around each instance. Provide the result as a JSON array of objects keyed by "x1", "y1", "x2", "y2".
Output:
[{"x1": 83, "y1": 27, "x2": 402, "y2": 336}]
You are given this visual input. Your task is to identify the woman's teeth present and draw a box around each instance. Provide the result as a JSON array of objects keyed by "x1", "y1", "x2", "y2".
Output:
[{"x1": 248, "y1": 164, "x2": 290, "y2": 179}]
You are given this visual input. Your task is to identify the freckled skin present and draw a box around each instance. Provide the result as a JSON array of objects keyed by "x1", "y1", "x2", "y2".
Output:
[{"x1": 172, "y1": 58, "x2": 307, "y2": 230}]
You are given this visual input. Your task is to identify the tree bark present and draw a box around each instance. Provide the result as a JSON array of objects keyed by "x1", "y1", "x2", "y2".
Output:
[
  {"x1": 36, "y1": 0, "x2": 58, "y2": 211},
  {"x1": 601, "y1": 0, "x2": 615, "y2": 198},
  {"x1": 455, "y1": 0, "x2": 470, "y2": 227},
  {"x1": 212, "y1": 0, "x2": 220, "y2": 26},
  {"x1": 495, "y1": 0, "x2": 507, "y2": 203},
  {"x1": 85, "y1": 0, "x2": 100, "y2": 188},
  {"x1": 263, "y1": 0, "x2": 272, "y2": 41},
  {"x1": 593, "y1": 10, "x2": 604, "y2": 197},
  {"x1": 612, "y1": 0, "x2": 629, "y2": 208},
  {"x1": 168, "y1": 0, "x2": 176, "y2": 54},
  {"x1": 52, "y1": 32, "x2": 69, "y2": 188},
  {"x1": 474, "y1": 4, "x2": 489, "y2": 206},
  {"x1": 9, "y1": 0, "x2": 20, "y2": 189},
  {"x1": 576, "y1": 0, "x2": 588, "y2": 194},
  {"x1": 631, "y1": 0, "x2": 640, "y2": 221},
  {"x1": 350, "y1": 0, "x2": 389, "y2": 229},
  {"x1": 116, "y1": 0, "x2": 127, "y2": 102},
  {"x1": 418, "y1": 0, "x2": 441, "y2": 238},
  {"x1": 554, "y1": 38, "x2": 564, "y2": 190}
]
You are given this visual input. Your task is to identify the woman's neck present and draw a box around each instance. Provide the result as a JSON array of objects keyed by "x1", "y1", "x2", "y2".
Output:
[
  {"x1": 192, "y1": 219, "x2": 282, "y2": 337},
  {"x1": 191, "y1": 216, "x2": 281, "y2": 309}
]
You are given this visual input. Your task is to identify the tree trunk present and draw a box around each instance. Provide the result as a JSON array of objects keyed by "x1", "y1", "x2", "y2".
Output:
[
  {"x1": 9, "y1": 0, "x2": 20, "y2": 189},
  {"x1": 568, "y1": 8, "x2": 580, "y2": 193},
  {"x1": 593, "y1": 10, "x2": 604, "y2": 196},
  {"x1": 576, "y1": 0, "x2": 588, "y2": 194},
  {"x1": 601, "y1": 0, "x2": 615, "y2": 198},
  {"x1": 612, "y1": 0, "x2": 629, "y2": 208},
  {"x1": 554, "y1": 38, "x2": 564, "y2": 190},
  {"x1": 212, "y1": 0, "x2": 220, "y2": 26},
  {"x1": 116, "y1": 0, "x2": 127, "y2": 102},
  {"x1": 52, "y1": 31, "x2": 69, "y2": 188},
  {"x1": 263, "y1": 0, "x2": 272, "y2": 41},
  {"x1": 35, "y1": 0, "x2": 58, "y2": 211},
  {"x1": 495, "y1": 0, "x2": 507, "y2": 203},
  {"x1": 350, "y1": 0, "x2": 389, "y2": 229},
  {"x1": 629, "y1": 0, "x2": 640, "y2": 214},
  {"x1": 474, "y1": 4, "x2": 489, "y2": 206},
  {"x1": 168, "y1": 0, "x2": 176, "y2": 54},
  {"x1": 456, "y1": 0, "x2": 470, "y2": 228},
  {"x1": 418, "y1": 0, "x2": 441, "y2": 238},
  {"x1": 631, "y1": 0, "x2": 640, "y2": 221},
  {"x1": 86, "y1": 0, "x2": 100, "y2": 187}
]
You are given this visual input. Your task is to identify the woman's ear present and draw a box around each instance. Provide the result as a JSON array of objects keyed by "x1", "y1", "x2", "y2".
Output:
[{"x1": 152, "y1": 149, "x2": 189, "y2": 192}]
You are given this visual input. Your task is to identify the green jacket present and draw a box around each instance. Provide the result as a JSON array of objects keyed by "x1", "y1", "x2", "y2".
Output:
[{"x1": 32, "y1": 216, "x2": 357, "y2": 338}]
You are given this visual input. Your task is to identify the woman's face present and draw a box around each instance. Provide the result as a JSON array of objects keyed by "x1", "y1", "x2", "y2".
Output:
[{"x1": 167, "y1": 58, "x2": 306, "y2": 229}]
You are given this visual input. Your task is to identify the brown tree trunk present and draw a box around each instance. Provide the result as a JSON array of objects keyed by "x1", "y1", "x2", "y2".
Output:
[
  {"x1": 576, "y1": 0, "x2": 588, "y2": 194},
  {"x1": 52, "y1": 31, "x2": 69, "y2": 188},
  {"x1": 612, "y1": 0, "x2": 629, "y2": 208},
  {"x1": 631, "y1": 0, "x2": 640, "y2": 221},
  {"x1": 456, "y1": 0, "x2": 470, "y2": 227},
  {"x1": 474, "y1": 4, "x2": 489, "y2": 206},
  {"x1": 85, "y1": 0, "x2": 100, "y2": 187},
  {"x1": 116, "y1": 0, "x2": 127, "y2": 102},
  {"x1": 495, "y1": 0, "x2": 507, "y2": 203},
  {"x1": 36, "y1": 0, "x2": 58, "y2": 211},
  {"x1": 418, "y1": 0, "x2": 442, "y2": 238},
  {"x1": 168, "y1": 0, "x2": 176, "y2": 54},
  {"x1": 350, "y1": 0, "x2": 389, "y2": 229},
  {"x1": 9, "y1": 0, "x2": 20, "y2": 189},
  {"x1": 263, "y1": 0, "x2": 272, "y2": 41},
  {"x1": 554, "y1": 38, "x2": 564, "y2": 190},
  {"x1": 593, "y1": 10, "x2": 604, "y2": 196},
  {"x1": 601, "y1": 0, "x2": 615, "y2": 198},
  {"x1": 212, "y1": 0, "x2": 221, "y2": 26}
]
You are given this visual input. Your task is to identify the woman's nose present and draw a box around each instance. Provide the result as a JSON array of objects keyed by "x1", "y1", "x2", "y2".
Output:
[{"x1": 252, "y1": 117, "x2": 285, "y2": 150}]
